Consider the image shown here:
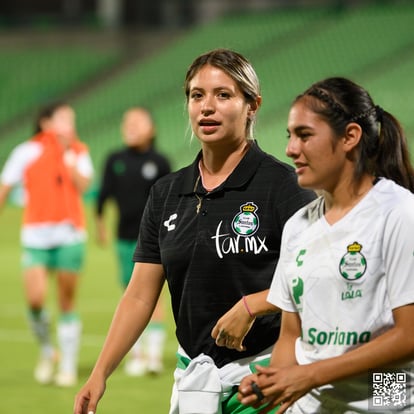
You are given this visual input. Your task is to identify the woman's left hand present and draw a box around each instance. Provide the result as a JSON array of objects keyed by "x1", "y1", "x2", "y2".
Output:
[
  {"x1": 211, "y1": 299, "x2": 255, "y2": 351},
  {"x1": 238, "y1": 364, "x2": 314, "y2": 413}
]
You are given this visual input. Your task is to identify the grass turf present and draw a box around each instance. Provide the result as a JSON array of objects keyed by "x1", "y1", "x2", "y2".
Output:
[{"x1": 0, "y1": 203, "x2": 177, "y2": 413}]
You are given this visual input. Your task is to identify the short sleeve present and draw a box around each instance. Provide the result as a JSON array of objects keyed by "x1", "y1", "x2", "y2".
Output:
[
  {"x1": 267, "y1": 220, "x2": 298, "y2": 312},
  {"x1": 383, "y1": 199, "x2": 414, "y2": 309},
  {"x1": 77, "y1": 151, "x2": 94, "y2": 178},
  {"x1": 133, "y1": 184, "x2": 162, "y2": 264},
  {"x1": 1, "y1": 141, "x2": 41, "y2": 186}
]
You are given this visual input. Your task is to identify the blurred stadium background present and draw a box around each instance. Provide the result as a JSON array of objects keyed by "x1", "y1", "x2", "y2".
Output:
[
  {"x1": 0, "y1": 0, "x2": 413, "y2": 412},
  {"x1": 1, "y1": 0, "x2": 414, "y2": 183}
]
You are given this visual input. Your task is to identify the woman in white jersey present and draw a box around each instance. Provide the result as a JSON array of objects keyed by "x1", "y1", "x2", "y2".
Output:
[{"x1": 238, "y1": 77, "x2": 414, "y2": 413}]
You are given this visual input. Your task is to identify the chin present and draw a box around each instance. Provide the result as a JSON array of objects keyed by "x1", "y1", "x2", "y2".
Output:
[{"x1": 297, "y1": 176, "x2": 312, "y2": 189}]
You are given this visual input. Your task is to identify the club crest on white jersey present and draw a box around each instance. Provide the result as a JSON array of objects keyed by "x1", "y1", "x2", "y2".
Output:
[{"x1": 339, "y1": 241, "x2": 367, "y2": 281}]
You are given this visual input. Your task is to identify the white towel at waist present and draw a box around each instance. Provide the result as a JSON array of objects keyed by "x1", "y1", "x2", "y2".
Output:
[{"x1": 169, "y1": 345, "x2": 273, "y2": 414}]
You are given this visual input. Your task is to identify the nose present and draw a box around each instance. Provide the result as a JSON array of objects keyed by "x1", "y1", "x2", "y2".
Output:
[
  {"x1": 285, "y1": 136, "x2": 299, "y2": 159},
  {"x1": 201, "y1": 95, "x2": 215, "y2": 115}
]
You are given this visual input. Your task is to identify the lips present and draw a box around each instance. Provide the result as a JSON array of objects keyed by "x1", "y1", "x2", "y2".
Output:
[
  {"x1": 199, "y1": 118, "x2": 220, "y2": 126},
  {"x1": 294, "y1": 161, "x2": 307, "y2": 174},
  {"x1": 199, "y1": 118, "x2": 221, "y2": 134}
]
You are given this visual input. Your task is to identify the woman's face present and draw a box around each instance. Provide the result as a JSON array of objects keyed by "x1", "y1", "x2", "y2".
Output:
[
  {"x1": 286, "y1": 99, "x2": 348, "y2": 192},
  {"x1": 41, "y1": 105, "x2": 76, "y2": 147},
  {"x1": 121, "y1": 108, "x2": 154, "y2": 149},
  {"x1": 187, "y1": 64, "x2": 254, "y2": 146}
]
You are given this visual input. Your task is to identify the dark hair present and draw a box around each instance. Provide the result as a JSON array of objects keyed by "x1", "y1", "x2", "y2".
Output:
[
  {"x1": 34, "y1": 100, "x2": 69, "y2": 134},
  {"x1": 294, "y1": 77, "x2": 414, "y2": 192},
  {"x1": 184, "y1": 48, "x2": 260, "y2": 140}
]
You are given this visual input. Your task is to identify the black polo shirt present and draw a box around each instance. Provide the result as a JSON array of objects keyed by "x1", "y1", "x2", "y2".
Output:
[
  {"x1": 134, "y1": 141, "x2": 315, "y2": 367},
  {"x1": 96, "y1": 147, "x2": 171, "y2": 240}
]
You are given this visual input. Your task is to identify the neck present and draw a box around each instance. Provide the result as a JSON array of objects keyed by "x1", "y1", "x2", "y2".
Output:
[
  {"x1": 323, "y1": 174, "x2": 375, "y2": 224},
  {"x1": 199, "y1": 140, "x2": 250, "y2": 191},
  {"x1": 130, "y1": 142, "x2": 152, "y2": 152},
  {"x1": 201, "y1": 140, "x2": 249, "y2": 173}
]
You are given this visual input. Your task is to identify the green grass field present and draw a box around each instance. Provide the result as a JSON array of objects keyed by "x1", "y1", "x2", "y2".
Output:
[{"x1": 0, "y1": 203, "x2": 178, "y2": 413}]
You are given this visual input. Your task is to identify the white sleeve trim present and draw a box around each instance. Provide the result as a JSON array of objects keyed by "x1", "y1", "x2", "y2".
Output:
[
  {"x1": 76, "y1": 151, "x2": 94, "y2": 178},
  {"x1": 1, "y1": 141, "x2": 42, "y2": 186}
]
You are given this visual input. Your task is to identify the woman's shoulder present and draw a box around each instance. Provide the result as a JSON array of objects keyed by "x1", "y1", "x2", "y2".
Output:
[
  {"x1": 151, "y1": 163, "x2": 193, "y2": 191},
  {"x1": 372, "y1": 178, "x2": 414, "y2": 216},
  {"x1": 291, "y1": 196, "x2": 324, "y2": 223},
  {"x1": 257, "y1": 148, "x2": 297, "y2": 177},
  {"x1": 7, "y1": 140, "x2": 42, "y2": 164},
  {"x1": 257, "y1": 149, "x2": 316, "y2": 199}
]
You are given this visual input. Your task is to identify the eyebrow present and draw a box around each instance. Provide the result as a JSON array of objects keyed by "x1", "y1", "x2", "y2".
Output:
[
  {"x1": 189, "y1": 86, "x2": 234, "y2": 93},
  {"x1": 287, "y1": 125, "x2": 312, "y2": 134}
]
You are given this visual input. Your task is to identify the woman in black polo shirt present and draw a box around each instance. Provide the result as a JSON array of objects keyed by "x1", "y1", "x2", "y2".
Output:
[{"x1": 74, "y1": 48, "x2": 315, "y2": 414}]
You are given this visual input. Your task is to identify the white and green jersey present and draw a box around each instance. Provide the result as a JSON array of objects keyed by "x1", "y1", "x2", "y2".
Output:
[{"x1": 268, "y1": 178, "x2": 414, "y2": 413}]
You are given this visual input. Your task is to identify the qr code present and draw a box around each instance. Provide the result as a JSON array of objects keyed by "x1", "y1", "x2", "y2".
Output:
[{"x1": 371, "y1": 372, "x2": 408, "y2": 410}]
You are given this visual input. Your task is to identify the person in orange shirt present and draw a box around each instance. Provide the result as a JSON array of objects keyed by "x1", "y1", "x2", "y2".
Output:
[{"x1": 0, "y1": 101, "x2": 94, "y2": 387}]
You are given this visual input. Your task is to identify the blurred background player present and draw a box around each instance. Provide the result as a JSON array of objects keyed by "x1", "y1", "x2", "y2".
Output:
[
  {"x1": 0, "y1": 101, "x2": 94, "y2": 387},
  {"x1": 95, "y1": 106, "x2": 171, "y2": 376}
]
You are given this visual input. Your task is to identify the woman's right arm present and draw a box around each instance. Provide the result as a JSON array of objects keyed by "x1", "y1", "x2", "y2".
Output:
[{"x1": 73, "y1": 262, "x2": 165, "y2": 414}]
